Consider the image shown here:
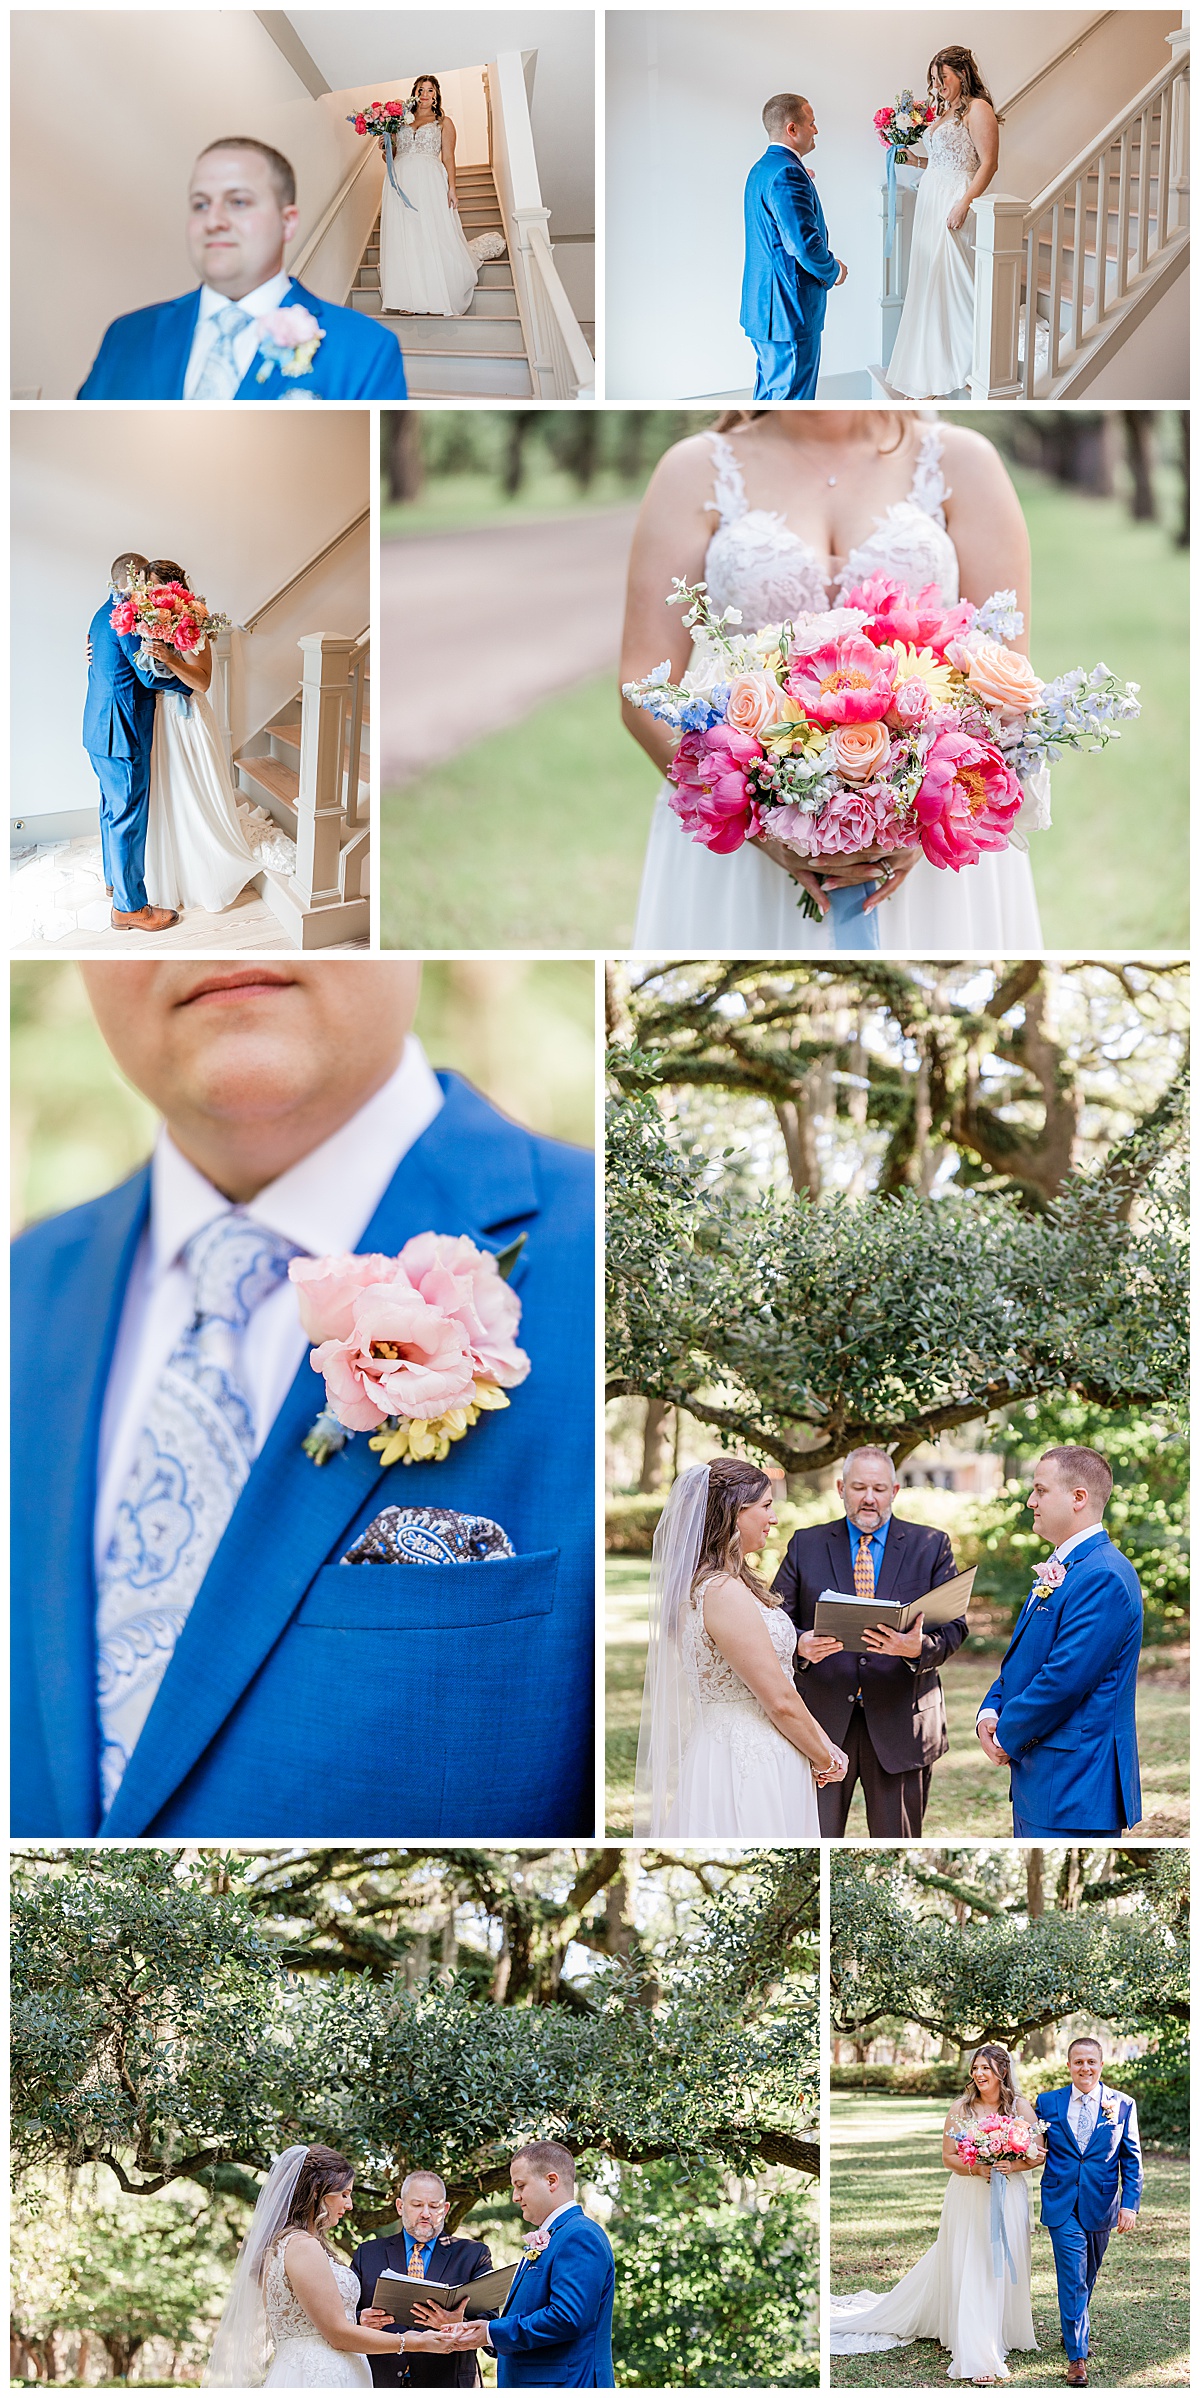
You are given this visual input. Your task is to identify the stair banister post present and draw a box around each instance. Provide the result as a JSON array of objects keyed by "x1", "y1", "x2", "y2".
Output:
[
  {"x1": 1165, "y1": 30, "x2": 1190, "y2": 235},
  {"x1": 211, "y1": 627, "x2": 234, "y2": 772},
  {"x1": 968, "y1": 195, "x2": 1027, "y2": 399},
  {"x1": 879, "y1": 169, "x2": 919, "y2": 372},
  {"x1": 295, "y1": 633, "x2": 354, "y2": 910},
  {"x1": 510, "y1": 203, "x2": 554, "y2": 391}
]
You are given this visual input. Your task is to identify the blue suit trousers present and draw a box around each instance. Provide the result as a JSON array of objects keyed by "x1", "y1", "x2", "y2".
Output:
[
  {"x1": 1047, "y1": 2213, "x2": 1110, "y2": 2359},
  {"x1": 89, "y1": 752, "x2": 150, "y2": 912},
  {"x1": 752, "y1": 332, "x2": 821, "y2": 400}
]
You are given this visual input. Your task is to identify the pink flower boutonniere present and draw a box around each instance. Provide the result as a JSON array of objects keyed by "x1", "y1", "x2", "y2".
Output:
[
  {"x1": 1032, "y1": 1557, "x2": 1067, "y2": 1599},
  {"x1": 292, "y1": 1232, "x2": 529, "y2": 1469},
  {"x1": 521, "y1": 2228, "x2": 551, "y2": 2259},
  {"x1": 1101, "y1": 2100, "x2": 1118, "y2": 2124},
  {"x1": 255, "y1": 305, "x2": 325, "y2": 382}
]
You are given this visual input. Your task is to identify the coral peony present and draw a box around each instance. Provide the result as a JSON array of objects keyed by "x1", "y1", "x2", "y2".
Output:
[
  {"x1": 915, "y1": 725, "x2": 1024, "y2": 868},
  {"x1": 669, "y1": 724, "x2": 763, "y2": 852},
  {"x1": 828, "y1": 719, "x2": 892, "y2": 782},
  {"x1": 313, "y1": 1286, "x2": 476, "y2": 1430},
  {"x1": 843, "y1": 573, "x2": 975, "y2": 659},
  {"x1": 785, "y1": 634, "x2": 897, "y2": 725},
  {"x1": 398, "y1": 1231, "x2": 530, "y2": 1389}
]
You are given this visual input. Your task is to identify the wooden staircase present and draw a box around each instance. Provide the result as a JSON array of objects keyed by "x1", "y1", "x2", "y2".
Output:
[
  {"x1": 234, "y1": 637, "x2": 370, "y2": 948},
  {"x1": 350, "y1": 161, "x2": 533, "y2": 397}
]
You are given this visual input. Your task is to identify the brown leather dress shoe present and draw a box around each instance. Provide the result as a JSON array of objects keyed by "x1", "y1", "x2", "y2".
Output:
[
  {"x1": 110, "y1": 904, "x2": 180, "y2": 931},
  {"x1": 1066, "y1": 2363, "x2": 1088, "y2": 2387}
]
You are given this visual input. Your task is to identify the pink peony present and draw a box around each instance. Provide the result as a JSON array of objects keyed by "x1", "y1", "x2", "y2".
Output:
[
  {"x1": 398, "y1": 1231, "x2": 530, "y2": 1389},
  {"x1": 785, "y1": 635, "x2": 897, "y2": 725},
  {"x1": 110, "y1": 599, "x2": 137, "y2": 634},
  {"x1": 289, "y1": 1251, "x2": 406, "y2": 1344},
  {"x1": 257, "y1": 304, "x2": 321, "y2": 347},
  {"x1": 761, "y1": 805, "x2": 821, "y2": 855},
  {"x1": 890, "y1": 675, "x2": 935, "y2": 727},
  {"x1": 843, "y1": 574, "x2": 975, "y2": 659},
  {"x1": 313, "y1": 1286, "x2": 476, "y2": 1430},
  {"x1": 354, "y1": 113, "x2": 368, "y2": 132},
  {"x1": 915, "y1": 725, "x2": 1023, "y2": 869},
  {"x1": 813, "y1": 788, "x2": 890, "y2": 855},
  {"x1": 668, "y1": 724, "x2": 763, "y2": 853}
]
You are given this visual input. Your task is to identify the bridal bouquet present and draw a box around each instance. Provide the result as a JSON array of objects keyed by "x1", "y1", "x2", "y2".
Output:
[
  {"x1": 292, "y1": 1233, "x2": 530, "y2": 1469},
  {"x1": 954, "y1": 2112, "x2": 1036, "y2": 2282},
  {"x1": 110, "y1": 573, "x2": 230, "y2": 666},
  {"x1": 623, "y1": 575, "x2": 1139, "y2": 944},
  {"x1": 347, "y1": 98, "x2": 414, "y2": 138},
  {"x1": 873, "y1": 90, "x2": 937, "y2": 153}
]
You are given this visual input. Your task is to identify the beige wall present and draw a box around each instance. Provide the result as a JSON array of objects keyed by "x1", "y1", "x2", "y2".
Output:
[
  {"x1": 11, "y1": 11, "x2": 363, "y2": 397},
  {"x1": 11, "y1": 410, "x2": 369, "y2": 818},
  {"x1": 605, "y1": 7, "x2": 1183, "y2": 398}
]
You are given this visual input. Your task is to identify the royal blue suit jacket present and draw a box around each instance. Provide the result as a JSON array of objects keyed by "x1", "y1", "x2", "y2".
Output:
[
  {"x1": 10, "y1": 1075, "x2": 593, "y2": 1838},
  {"x1": 740, "y1": 147, "x2": 841, "y2": 343},
  {"x1": 1035, "y1": 2085, "x2": 1143, "y2": 2232},
  {"x1": 979, "y1": 1529, "x2": 1142, "y2": 1831},
  {"x1": 77, "y1": 277, "x2": 407, "y2": 400},
  {"x1": 489, "y1": 2210, "x2": 615, "y2": 2388},
  {"x1": 83, "y1": 602, "x2": 190, "y2": 762}
]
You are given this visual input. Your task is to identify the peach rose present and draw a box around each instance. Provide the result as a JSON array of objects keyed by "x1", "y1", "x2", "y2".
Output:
[
  {"x1": 963, "y1": 639, "x2": 1044, "y2": 719},
  {"x1": 829, "y1": 719, "x2": 893, "y2": 783},
  {"x1": 725, "y1": 670, "x2": 795, "y2": 739}
]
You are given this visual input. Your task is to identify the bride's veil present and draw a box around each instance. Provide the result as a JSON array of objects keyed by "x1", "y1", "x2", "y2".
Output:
[
  {"x1": 632, "y1": 1462, "x2": 710, "y2": 1834},
  {"x1": 204, "y1": 2143, "x2": 308, "y2": 2387}
]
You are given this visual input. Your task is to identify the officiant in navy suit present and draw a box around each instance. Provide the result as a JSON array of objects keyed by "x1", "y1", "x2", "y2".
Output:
[
  {"x1": 11, "y1": 961, "x2": 593, "y2": 1840},
  {"x1": 84, "y1": 552, "x2": 190, "y2": 933},
  {"x1": 78, "y1": 137, "x2": 407, "y2": 400},
  {"x1": 1035, "y1": 2038, "x2": 1142, "y2": 2387},
  {"x1": 352, "y1": 2171, "x2": 497, "y2": 2389},
  {"x1": 773, "y1": 1445, "x2": 967, "y2": 1836},
  {"x1": 740, "y1": 93, "x2": 846, "y2": 399}
]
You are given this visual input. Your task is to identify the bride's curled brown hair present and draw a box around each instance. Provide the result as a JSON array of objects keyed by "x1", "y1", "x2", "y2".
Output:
[
  {"x1": 276, "y1": 2145, "x2": 354, "y2": 2248},
  {"x1": 928, "y1": 46, "x2": 1000, "y2": 119},
  {"x1": 694, "y1": 1456, "x2": 779, "y2": 1606},
  {"x1": 963, "y1": 2044, "x2": 1020, "y2": 2113}
]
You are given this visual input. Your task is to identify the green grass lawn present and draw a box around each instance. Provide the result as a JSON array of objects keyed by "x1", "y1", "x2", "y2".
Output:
[
  {"x1": 604, "y1": 1569, "x2": 1189, "y2": 1838},
  {"x1": 381, "y1": 468, "x2": 1186, "y2": 951},
  {"x1": 381, "y1": 468, "x2": 646, "y2": 542},
  {"x1": 829, "y1": 2094, "x2": 1190, "y2": 2387}
]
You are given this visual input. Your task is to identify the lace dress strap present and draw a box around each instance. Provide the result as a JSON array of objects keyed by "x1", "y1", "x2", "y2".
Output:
[
  {"x1": 907, "y1": 422, "x2": 949, "y2": 526},
  {"x1": 705, "y1": 431, "x2": 749, "y2": 525}
]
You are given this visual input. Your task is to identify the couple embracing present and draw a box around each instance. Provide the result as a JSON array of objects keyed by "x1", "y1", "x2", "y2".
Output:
[
  {"x1": 636, "y1": 1444, "x2": 1142, "y2": 1841},
  {"x1": 85, "y1": 553, "x2": 260, "y2": 930},
  {"x1": 832, "y1": 2039, "x2": 1143, "y2": 2385},
  {"x1": 206, "y1": 2141, "x2": 615, "y2": 2388},
  {"x1": 741, "y1": 49, "x2": 1000, "y2": 399}
]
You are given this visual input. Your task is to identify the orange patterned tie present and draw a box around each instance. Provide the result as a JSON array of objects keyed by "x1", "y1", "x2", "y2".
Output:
[
  {"x1": 408, "y1": 2245, "x2": 425, "y2": 2281},
  {"x1": 854, "y1": 1533, "x2": 875, "y2": 1603}
]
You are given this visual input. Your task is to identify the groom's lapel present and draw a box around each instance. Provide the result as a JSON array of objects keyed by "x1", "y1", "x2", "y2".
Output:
[
  {"x1": 101, "y1": 1077, "x2": 540, "y2": 1833},
  {"x1": 29, "y1": 1169, "x2": 151, "y2": 1833},
  {"x1": 149, "y1": 290, "x2": 203, "y2": 400}
]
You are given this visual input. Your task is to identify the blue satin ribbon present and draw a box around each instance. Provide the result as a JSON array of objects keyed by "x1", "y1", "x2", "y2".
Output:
[
  {"x1": 884, "y1": 146, "x2": 899, "y2": 259},
  {"x1": 826, "y1": 879, "x2": 881, "y2": 950},
  {"x1": 383, "y1": 128, "x2": 418, "y2": 212},
  {"x1": 989, "y1": 2170, "x2": 1018, "y2": 2283}
]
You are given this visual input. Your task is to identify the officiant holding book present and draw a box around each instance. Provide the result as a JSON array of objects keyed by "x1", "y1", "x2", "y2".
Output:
[
  {"x1": 772, "y1": 1446, "x2": 968, "y2": 1837},
  {"x1": 352, "y1": 2171, "x2": 499, "y2": 2388}
]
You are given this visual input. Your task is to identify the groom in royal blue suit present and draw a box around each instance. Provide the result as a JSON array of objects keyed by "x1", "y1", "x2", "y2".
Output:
[
  {"x1": 84, "y1": 553, "x2": 190, "y2": 932},
  {"x1": 741, "y1": 93, "x2": 846, "y2": 400},
  {"x1": 427, "y1": 2144, "x2": 615, "y2": 2387},
  {"x1": 1035, "y1": 2038, "x2": 1142, "y2": 2387},
  {"x1": 78, "y1": 138, "x2": 407, "y2": 400},
  {"x1": 11, "y1": 962, "x2": 593, "y2": 1839},
  {"x1": 976, "y1": 1446, "x2": 1143, "y2": 1836}
]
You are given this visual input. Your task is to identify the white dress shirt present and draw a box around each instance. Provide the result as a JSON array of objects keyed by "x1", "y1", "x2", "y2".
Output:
[
  {"x1": 978, "y1": 1522, "x2": 1107, "y2": 1729},
  {"x1": 182, "y1": 271, "x2": 294, "y2": 399},
  {"x1": 94, "y1": 1038, "x2": 443, "y2": 1578}
]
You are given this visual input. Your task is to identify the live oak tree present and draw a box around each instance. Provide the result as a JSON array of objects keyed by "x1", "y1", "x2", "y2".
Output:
[{"x1": 12, "y1": 1848, "x2": 818, "y2": 2238}]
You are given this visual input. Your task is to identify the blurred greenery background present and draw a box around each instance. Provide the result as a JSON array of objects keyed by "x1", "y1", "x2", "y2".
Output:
[
  {"x1": 380, "y1": 408, "x2": 1188, "y2": 949},
  {"x1": 10, "y1": 962, "x2": 596, "y2": 1233}
]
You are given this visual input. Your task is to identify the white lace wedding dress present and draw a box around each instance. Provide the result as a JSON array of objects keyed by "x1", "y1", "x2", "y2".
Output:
[
  {"x1": 829, "y1": 2127, "x2": 1039, "y2": 2382},
  {"x1": 888, "y1": 114, "x2": 980, "y2": 399},
  {"x1": 382, "y1": 122, "x2": 478, "y2": 316},
  {"x1": 144, "y1": 665, "x2": 260, "y2": 914},
  {"x1": 669, "y1": 1577, "x2": 821, "y2": 1835},
  {"x1": 632, "y1": 425, "x2": 1045, "y2": 950},
  {"x1": 262, "y1": 2236, "x2": 372, "y2": 2388}
]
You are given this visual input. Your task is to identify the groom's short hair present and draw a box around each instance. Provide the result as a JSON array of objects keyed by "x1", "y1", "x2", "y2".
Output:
[
  {"x1": 1067, "y1": 2036, "x2": 1104, "y2": 2059},
  {"x1": 513, "y1": 2140, "x2": 576, "y2": 2187},
  {"x1": 1041, "y1": 1445, "x2": 1113, "y2": 1510},
  {"x1": 196, "y1": 136, "x2": 297, "y2": 209},
  {"x1": 110, "y1": 552, "x2": 148, "y2": 584},
  {"x1": 763, "y1": 92, "x2": 809, "y2": 138}
]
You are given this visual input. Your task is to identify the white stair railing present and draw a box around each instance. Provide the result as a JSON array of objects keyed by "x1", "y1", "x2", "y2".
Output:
[
  {"x1": 486, "y1": 50, "x2": 594, "y2": 398},
  {"x1": 293, "y1": 633, "x2": 367, "y2": 915}
]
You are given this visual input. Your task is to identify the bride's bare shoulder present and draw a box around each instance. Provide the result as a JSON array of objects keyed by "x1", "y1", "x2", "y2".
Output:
[
  {"x1": 937, "y1": 421, "x2": 1019, "y2": 501},
  {"x1": 643, "y1": 429, "x2": 722, "y2": 506},
  {"x1": 1015, "y1": 2094, "x2": 1041, "y2": 2123}
]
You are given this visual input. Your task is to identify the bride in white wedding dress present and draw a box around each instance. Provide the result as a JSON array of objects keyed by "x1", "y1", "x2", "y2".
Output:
[
  {"x1": 381, "y1": 76, "x2": 478, "y2": 318},
  {"x1": 888, "y1": 48, "x2": 1000, "y2": 400},
  {"x1": 624, "y1": 410, "x2": 1047, "y2": 950},
  {"x1": 633, "y1": 1458, "x2": 848, "y2": 1837},
  {"x1": 207, "y1": 2144, "x2": 442, "y2": 2387},
  {"x1": 830, "y1": 2046, "x2": 1043, "y2": 2385},
  {"x1": 140, "y1": 559, "x2": 259, "y2": 916}
]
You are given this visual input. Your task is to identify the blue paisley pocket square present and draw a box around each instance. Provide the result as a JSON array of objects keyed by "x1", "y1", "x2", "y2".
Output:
[{"x1": 341, "y1": 1506, "x2": 515, "y2": 1565}]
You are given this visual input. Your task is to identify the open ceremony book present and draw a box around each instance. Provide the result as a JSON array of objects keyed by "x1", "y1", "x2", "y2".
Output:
[
  {"x1": 371, "y1": 2262, "x2": 519, "y2": 2325},
  {"x1": 812, "y1": 1566, "x2": 976, "y2": 1651}
]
